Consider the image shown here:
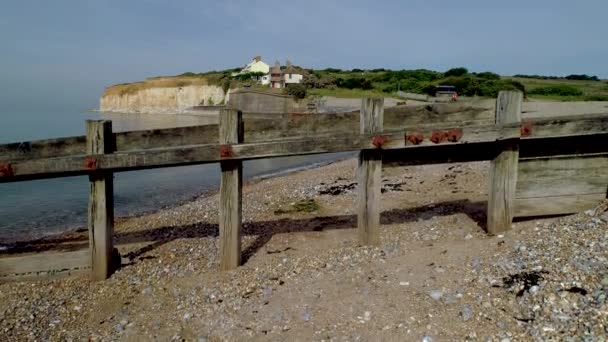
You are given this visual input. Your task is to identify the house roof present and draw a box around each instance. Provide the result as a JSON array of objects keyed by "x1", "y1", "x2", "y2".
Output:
[{"x1": 283, "y1": 65, "x2": 306, "y2": 75}]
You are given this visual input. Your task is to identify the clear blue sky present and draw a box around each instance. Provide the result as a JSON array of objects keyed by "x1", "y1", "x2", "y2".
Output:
[{"x1": 1, "y1": 0, "x2": 606, "y2": 112}]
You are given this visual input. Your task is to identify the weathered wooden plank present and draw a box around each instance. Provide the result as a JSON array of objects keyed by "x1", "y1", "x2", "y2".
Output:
[
  {"x1": 219, "y1": 108, "x2": 243, "y2": 271},
  {"x1": 87, "y1": 120, "x2": 115, "y2": 280},
  {"x1": 358, "y1": 98, "x2": 384, "y2": 246},
  {"x1": 522, "y1": 114, "x2": 608, "y2": 139},
  {"x1": 516, "y1": 154, "x2": 608, "y2": 199},
  {"x1": 487, "y1": 91, "x2": 523, "y2": 234},
  {"x1": 115, "y1": 124, "x2": 219, "y2": 152},
  {"x1": 0, "y1": 135, "x2": 86, "y2": 161},
  {"x1": 520, "y1": 133, "x2": 608, "y2": 160},
  {"x1": 0, "y1": 124, "x2": 521, "y2": 182},
  {"x1": 0, "y1": 249, "x2": 90, "y2": 282},
  {"x1": 1, "y1": 111, "x2": 606, "y2": 163},
  {"x1": 514, "y1": 193, "x2": 606, "y2": 217},
  {"x1": 518, "y1": 154, "x2": 608, "y2": 176}
]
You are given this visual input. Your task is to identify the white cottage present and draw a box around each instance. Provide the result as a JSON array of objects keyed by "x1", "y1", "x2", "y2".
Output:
[
  {"x1": 283, "y1": 60, "x2": 304, "y2": 85},
  {"x1": 233, "y1": 56, "x2": 271, "y2": 85}
]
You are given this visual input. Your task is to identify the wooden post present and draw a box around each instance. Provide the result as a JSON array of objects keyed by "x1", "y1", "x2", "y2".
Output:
[
  {"x1": 86, "y1": 120, "x2": 115, "y2": 280},
  {"x1": 357, "y1": 97, "x2": 384, "y2": 245},
  {"x1": 487, "y1": 91, "x2": 523, "y2": 234},
  {"x1": 219, "y1": 108, "x2": 243, "y2": 270}
]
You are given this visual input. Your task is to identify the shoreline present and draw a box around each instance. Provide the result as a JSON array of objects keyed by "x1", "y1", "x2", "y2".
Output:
[{"x1": 0, "y1": 153, "x2": 354, "y2": 251}]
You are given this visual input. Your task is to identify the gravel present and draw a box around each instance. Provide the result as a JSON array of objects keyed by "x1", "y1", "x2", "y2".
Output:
[{"x1": 0, "y1": 159, "x2": 606, "y2": 340}]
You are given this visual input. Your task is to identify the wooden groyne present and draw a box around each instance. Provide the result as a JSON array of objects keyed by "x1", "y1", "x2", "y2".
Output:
[{"x1": 1, "y1": 91, "x2": 607, "y2": 281}]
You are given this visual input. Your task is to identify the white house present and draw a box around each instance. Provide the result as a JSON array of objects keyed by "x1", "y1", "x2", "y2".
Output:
[
  {"x1": 283, "y1": 65, "x2": 304, "y2": 85},
  {"x1": 233, "y1": 56, "x2": 270, "y2": 85},
  {"x1": 270, "y1": 59, "x2": 306, "y2": 88}
]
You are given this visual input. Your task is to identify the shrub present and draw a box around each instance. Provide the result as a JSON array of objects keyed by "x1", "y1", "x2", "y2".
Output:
[
  {"x1": 444, "y1": 67, "x2": 468, "y2": 77},
  {"x1": 351, "y1": 68, "x2": 364, "y2": 73},
  {"x1": 439, "y1": 77, "x2": 525, "y2": 97},
  {"x1": 565, "y1": 74, "x2": 599, "y2": 81},
  {"x1": 476, "y1": 71, "x2": 501, "y2": 80},
  {"x1": 583, "y1": 95, "x2": 608, "y2": 101},
  {"x1": 302, "y1": 74, "x2": 336, "y2": 89},
  {"x1": 284, "y1": 84, "x2": 307, "y2": 99},
  {"x1": 323, "y1": 68, "x2": 343, "y2": 73},
  {"x1": 336, "y1": 77, "x2": 373, "y2": 90},
  {"x1": 528, "y1": 85, "x2": 583, "y2": 96}
]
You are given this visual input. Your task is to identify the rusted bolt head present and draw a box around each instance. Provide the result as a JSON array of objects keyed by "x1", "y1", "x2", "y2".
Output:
[
  {"x1": 372, "y1": 135, "x2": 388, "y2": 148},
  {"x1": 430, "y1": 131, "x2": 445, "y2": 144},
  {"x1": 0, "y1": 163, "x2": 13, "y2": 177},
  {"x1": 220, "y1": 144, "x2": 234, "y2": 158},
  {"x1": 84, "y1": 157, "x2": 97, "y2": 170},
  {"x1": 447, "y1": 128, "x2": 463, "y2": 142},
  {"x1": 407, "y1": 131, "x2": 423, "y2": 145},
  {"x1": 521, "y1": 122, "x2": 533, "y2": 137}
]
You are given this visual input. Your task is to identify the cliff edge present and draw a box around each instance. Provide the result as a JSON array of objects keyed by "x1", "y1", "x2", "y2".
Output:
[{"x1": 99, "y1": 76, "x2": 231, "y2": 113}]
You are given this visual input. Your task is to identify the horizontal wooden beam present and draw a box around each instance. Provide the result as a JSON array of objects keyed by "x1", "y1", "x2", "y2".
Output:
[
  {"x1": 0, "y1": 249, "x2": 90, "y2": 282},
  {"x1": 0, "y1": 104, "x2": 494, "y2": 161},
  {"x1": 1, "y1": 114, "x2": 607, "y2": 183},
  {"x1": 0, "y1": 123, "x2": 519, "y2": 182},
  {"x1": 514, "y1": 193, "x2": 606, "y2": 218},
  {"x1": 1, "y1": 111, "x2": 604, "y2": 162}
]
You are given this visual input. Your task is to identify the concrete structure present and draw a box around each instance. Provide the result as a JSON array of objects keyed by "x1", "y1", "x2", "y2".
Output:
[{"x1": 228, "y1": 88, "x2": 308, "y2": 113}]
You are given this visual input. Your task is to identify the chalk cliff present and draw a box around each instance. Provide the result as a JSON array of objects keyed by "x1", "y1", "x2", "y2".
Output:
[{"x1": 99, "y1": 76, "x2": 230, "y2": 113}]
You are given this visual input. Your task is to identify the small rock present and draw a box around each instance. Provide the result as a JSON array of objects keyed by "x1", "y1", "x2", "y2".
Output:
[
  {"x1": 183, "y1": 313, "x2": 192, "y2": 321},
  {"x1": 142, "y1": 287, "x2": 152, "y2": 295},
  {"x1": 364, "y1": 311, "x2": 371, "y2": 321},
  {"x1": 529, "y1": 285, "x2": 540, "y2": 294},
  {"x1": 422, "y1": 336, "x2": 434, "y2": 342},
  {"x1": 429, "y1": 290, "x2": 443, "y2": 301},
  {"x1": 464, "y1": 233, "x2": 473, "y2": 240},
  {"x1": 460, "y1": 305, "x2": 473, "y2": 321}
]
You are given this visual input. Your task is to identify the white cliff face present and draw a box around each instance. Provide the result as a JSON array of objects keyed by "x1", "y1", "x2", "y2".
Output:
[{"x1": 99, "y1": 85, "x2": 229, "y2": 113}]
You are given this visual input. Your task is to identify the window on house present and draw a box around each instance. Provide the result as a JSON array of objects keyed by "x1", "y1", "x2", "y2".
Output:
[{"x1": 289, "y1": 74, "x2": 292, "y2": 79}]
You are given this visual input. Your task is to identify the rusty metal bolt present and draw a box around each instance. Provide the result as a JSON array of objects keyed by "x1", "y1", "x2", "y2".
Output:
[
  {"x1": 521, "y1": 122, "x2": 533, "y2": 137},
  {"x1": 430, "y1": 131, "x2": 445, "y2": 144},
  {"x1": 447, "y1": 128, "x2": 463, "y2": 142},
  {"x1": 0, "y1": 163, "x2": 13, "y2": 177},
  {"x1": 219, "y1": 144, "x2": 234, "y2": 158},
  {"x1": 84, "y1": 157, "x2": 97, "y2": 170},
  {"x1": 372, "y1": 135, "x2": 388, "y2": 148},
  {"x1": 407, "y1": 131, "x2": 424, "y2": 145}
]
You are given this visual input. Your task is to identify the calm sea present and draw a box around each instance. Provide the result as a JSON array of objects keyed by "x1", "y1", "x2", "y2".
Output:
[{"x1": 0, "y1": 110, "x2": 349, "y2": 243}]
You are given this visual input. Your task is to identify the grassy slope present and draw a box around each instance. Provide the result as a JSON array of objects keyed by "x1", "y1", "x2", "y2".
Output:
[
  {"x1": 505, "y1": 77, "x2": 608, "y2": 101},
  {"x1": 103, "y1": 72, "x2": 234, "y2": 96},
  {"x1": 103, "y1": 68, "x2": 608, "y2": 101}
]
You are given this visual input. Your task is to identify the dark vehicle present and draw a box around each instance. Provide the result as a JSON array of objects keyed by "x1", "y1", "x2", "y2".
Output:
[{"x1": 435, "y1": 85, "x2": 457, "y2": 98}]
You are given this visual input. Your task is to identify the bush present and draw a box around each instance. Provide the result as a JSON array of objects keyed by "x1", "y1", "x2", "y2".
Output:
[
  {"x1": 583, "y1": 95, "x2": 608, "y2": 101},
  {"x1": 284, "y1": 84, "x2": 307, "y2": 99},
  {"x1": 439, "y1": 77, "x2": 525, "y2": 97},
  {"x1": 351, "y1": 68, "x2": 364, "y2": 73},
  {"x1": 476, "y1": 71, "x2": 501, "y2": 80},
  {"x1": 302, "y1": 74, "x2": 336, "y2": 88},
  {"x1": 565, "y1": 74, "x2": 599, "y2": 81},
  {"x1": 444, "y1": 67, "x2": 468, "y2": 77},
  {"x1": 336, "y1": 77, "x2": 373, "y2": 90},
  {"x1": 528, "y1": 85, "x2": 583, "y2": 96},
  {"x1": 322, "y1": 68, "x2": 343, "y2": 73}
]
